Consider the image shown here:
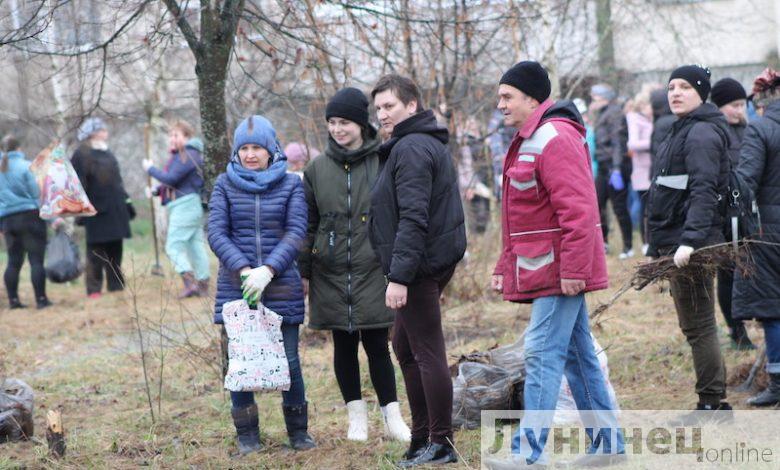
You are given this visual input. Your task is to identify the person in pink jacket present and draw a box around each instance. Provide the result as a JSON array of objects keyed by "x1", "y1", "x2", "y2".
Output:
[
  {"x1": 626, "y1": 90, "x2": 654, "y2": 255},
  {"x1": 485, "y1": 61, "x2": 624, "y2": 469}
]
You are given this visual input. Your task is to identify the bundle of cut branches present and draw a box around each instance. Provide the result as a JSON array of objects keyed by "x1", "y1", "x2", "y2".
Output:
[{"x1": 592, "y1": 241, "x2": 762, "y2": 319}]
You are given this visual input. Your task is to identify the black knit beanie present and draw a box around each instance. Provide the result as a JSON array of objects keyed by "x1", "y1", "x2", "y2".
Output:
[
  {"x1": 710, "y1": 78, "x2": 747, "y2": 107},
  {"x1": 669, "y1": 65, "x2": 711, "y2": 103},
  {"x1": 499, "y1": 61, "x2": 551, "y2": 103},
  {"x1": 326, "y1": 87, "x2": 369, "y2": 128}
]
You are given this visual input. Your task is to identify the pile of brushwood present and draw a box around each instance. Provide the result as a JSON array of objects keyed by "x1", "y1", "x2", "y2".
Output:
[{"x1": 593, "y1": 241, "x2": 760, "y2": 318}]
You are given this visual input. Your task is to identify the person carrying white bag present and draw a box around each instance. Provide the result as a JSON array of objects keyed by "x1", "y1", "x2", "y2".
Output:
[
  {"x1": 207, "y1": 115, "x2": 314, "y2": 455},
  {"x1": 223, "y1": 299, "x2": 291, "y2": 393}
]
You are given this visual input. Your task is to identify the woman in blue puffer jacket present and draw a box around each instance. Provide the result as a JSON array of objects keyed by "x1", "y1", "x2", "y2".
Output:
[{"x1": 207, "y1": 115, "x2": 314, "y2": 455}]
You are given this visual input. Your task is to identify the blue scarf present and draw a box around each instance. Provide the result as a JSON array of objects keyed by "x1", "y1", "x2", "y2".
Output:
[{"x1": 226, "y1": 159, "x2": 288, "y2": 194}]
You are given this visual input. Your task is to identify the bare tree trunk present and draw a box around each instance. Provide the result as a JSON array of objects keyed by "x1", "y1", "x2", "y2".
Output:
[
  {"x1": 539, "y1": 0, "x2": 560, "y2": 99},
  {"x1": 596, "y1": 0, "x2": 616, "y2": 86},
  {"x1": 401, "y1": 0, "x2": 417, "y2": 81},
  {"x1": 43, "y1": 0, "x2": 67, "y2": 136},
  {"x1": 163, "y1": 0, "x2": 244, "y2": 188},
  {"x1": 9, "y1": 0, "x2": 32, "y2": 124}
]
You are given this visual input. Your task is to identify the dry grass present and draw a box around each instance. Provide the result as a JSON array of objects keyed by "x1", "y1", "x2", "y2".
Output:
[{"x1": 0, "y1": 220, "x2": 767, "y2": 468}]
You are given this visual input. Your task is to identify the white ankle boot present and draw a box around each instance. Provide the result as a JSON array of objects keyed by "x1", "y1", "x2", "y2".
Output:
[
  {"x1": 381, "y1": 402, "x2": 411, "y2": 442},
  {"x1": 346, "y1": 399, "x2": 368, "y2": 441}
]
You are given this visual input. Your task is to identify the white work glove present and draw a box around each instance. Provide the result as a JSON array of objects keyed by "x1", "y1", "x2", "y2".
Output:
[
  {"x1": 673, "y1": 245, "x2": 694, "y2": 268},
  {"x1": 241, "y1": 266, "x2": 274, "y2": 304},
  {"x1": 144, "y1": 186, "x2": 154, "y2": 199},
  {"x1": 142, "y1": 158, "x2": 154, "y2": 172}
]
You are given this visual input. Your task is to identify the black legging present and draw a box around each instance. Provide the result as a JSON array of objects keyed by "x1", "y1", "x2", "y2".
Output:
[
  {"x1": 332, "y1": 327, "x2": 398, "y2": 406},
  {"x1": 596, "y1": 162, "x2": 633, "y2": 252},
  {"x1": 2, "y1": 210, "x2": 47, "y2": 302},
  {"x1": 86, "y1": 240, "x2": 124, "y2": 294}
]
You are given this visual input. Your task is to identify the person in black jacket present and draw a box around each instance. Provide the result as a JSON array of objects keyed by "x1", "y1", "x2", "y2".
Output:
[
  {"x1": 71, "y1": 117, "x2": 134, "y2": 298},
  {"x1": 647, "y1": 65, "x2": 731, "y2": 418},
  {"x1": 369, "y1": 74, "x2": 466, "y2": 468},
  {"x1": 733, "y1": 68, "x2": 780, "y2": 406},
  {"x1": 590, "y1": 83, "x2": 633, "y2": 258},
  {"x1": 710, "y1": 78, "x2": 755, "y2": 350}
]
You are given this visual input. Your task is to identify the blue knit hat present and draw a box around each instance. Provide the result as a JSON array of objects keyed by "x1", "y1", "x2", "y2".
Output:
[
  {"x1": 77, "y1": 117, "x2": 107, "y2": 142},
  {"x1": 232, "y1": 115, "x2": 285, "y2": 162}
]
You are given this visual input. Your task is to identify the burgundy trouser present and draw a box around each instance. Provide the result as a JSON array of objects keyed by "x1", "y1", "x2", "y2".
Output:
[{"x1": 392, "y1": 269, "x2": 454, "y2": 445}]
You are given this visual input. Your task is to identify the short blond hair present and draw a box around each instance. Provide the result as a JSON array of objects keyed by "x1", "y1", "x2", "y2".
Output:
[{"x1": 169, "y1": 120, "x2": 195, "y2": 138}]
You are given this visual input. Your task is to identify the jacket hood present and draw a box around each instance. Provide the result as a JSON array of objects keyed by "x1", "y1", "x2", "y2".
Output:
[
  {"x1": 185, "y1": 137, "x2": 204, "y2": 153},
  {"x1": 763, "y1": 99, "x2": 780, "y2": 124},
  {"x1": 541, "y1": 100, "x2": 584, "y2": 127},
  {"x1": 325, "y1": 126, "x2": 380, "y2": 164},
  {"x1": 379, "y1": 110, "x2": 449, "y2": 160},
  {"x1": 651, "y1": 89, "x2": 672, "y2": 120},
  {"x1": 682, "y1": 102, "x2": 728, "y2": 124},
  {"x1": 389, "y1": 110, "x2": 449, "y2": 145}
]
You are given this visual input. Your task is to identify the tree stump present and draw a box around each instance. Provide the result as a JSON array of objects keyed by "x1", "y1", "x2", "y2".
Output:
[{"x1": 45, "y1": 410, "x2": 65, "y2": 458}]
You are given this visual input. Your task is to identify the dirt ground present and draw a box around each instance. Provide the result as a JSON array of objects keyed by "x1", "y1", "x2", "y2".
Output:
[{"x1": 0, "y1": 221, "x2": 766, "y2": 469}]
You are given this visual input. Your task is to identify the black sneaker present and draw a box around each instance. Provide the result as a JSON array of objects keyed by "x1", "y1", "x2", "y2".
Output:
[
  {"x1": 403, "y1": 437, "x2": 429, "y2": 460},
  {"x1": 9, "y1": 298, "x2": 27, "y2": 309},
  {"x1": 37, "y1": 297, "x2": 53, "y2": 310},
  {"x1": 670, "y1": 402, "x2": 733, "y2": 426}
]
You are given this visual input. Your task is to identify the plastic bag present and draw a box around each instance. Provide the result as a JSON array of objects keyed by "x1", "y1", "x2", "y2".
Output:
[
  {"x1": 452, "y1": 362, "x2": 512, "y2": 430},
  {"x1": 45, "y1": 228, "x2": 83, "y2": 283},
  {"x1": 0, "y1": 378, "x2": 34, "y2": 443},
  {"x1": 29, "y1": 144, "x2": 96, "y2": 220},
  {"x1": 554, "y1": 334, "x2": 620, "y2": 425},
  {"x1": 222, "y1": 299, "x2": 291, "y2": 392},
  {"x1": 489, "y1": 339, "x2": 525, "y2": 385}
]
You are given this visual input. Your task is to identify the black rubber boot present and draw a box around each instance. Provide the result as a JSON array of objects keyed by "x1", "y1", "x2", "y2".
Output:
[
  {"x1": 747, "y1": 374, "x2": 780, "y2": 407},
  {"x1": 282, "y1": 402, "x2": 316, "y2": 451},
  {"x1": 231, "y1": 403, "x2": 262, "y2": 455}
]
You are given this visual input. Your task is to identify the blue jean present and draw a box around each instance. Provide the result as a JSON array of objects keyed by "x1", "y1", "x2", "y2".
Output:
[
  {"x1": 230, "y1": 323, "x2": 306, "y2": 408},
  {"x1": 512, "y1": 294, "x2": 624, "y2": 463},
  {"x1": 763, "y1": 320, "x2": 780, "y2": 374}
]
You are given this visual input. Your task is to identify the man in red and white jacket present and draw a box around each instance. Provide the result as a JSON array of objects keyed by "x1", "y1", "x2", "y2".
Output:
[{"x1": 486, "y1": 62, "x2": 624, "y2": 469}]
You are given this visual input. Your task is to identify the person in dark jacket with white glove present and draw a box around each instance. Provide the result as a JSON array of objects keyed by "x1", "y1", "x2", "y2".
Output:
[
  {"x1": 647, "y1": 65, "x2": 732, "y2": 419},
  {"x1": 733, "y1": 68, "x2": 780, "y2": 406},
  {"x1": 710, "y1": 78, "x2": 755, "y2": 350},
  {"x1": 369, "y1": 74, "x2": 466, "y2": 468}
]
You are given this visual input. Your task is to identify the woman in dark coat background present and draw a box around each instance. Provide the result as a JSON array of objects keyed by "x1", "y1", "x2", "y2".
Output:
[
  {"x1": 299, "y1": 87, "x2": 410, "y2": 442},
  {"x1": 710, "y1": 77, "x2": 756, "y2": 350},
  {"x1": 732, "y1": 69, "x2": 780, "y2": 406},
  {"x1": 208, "y1": 115, "x2": 314, "y2": 454},
  {"x1": 71, "y1": 117, "x2": 134, "y2": 298}
]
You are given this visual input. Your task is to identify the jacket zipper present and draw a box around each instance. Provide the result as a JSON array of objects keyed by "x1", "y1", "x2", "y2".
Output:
[
  {"x1": 255, "y1": 193, "x2": 264, "y2": 303},
  {"x1": 345, "y1": 163, "x2": 354, "y2": 332}
]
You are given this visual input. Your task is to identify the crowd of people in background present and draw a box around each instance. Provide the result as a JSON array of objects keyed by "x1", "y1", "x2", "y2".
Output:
[{"x1": 1, "y1": 60, "x2": 780, "y2": 467}]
